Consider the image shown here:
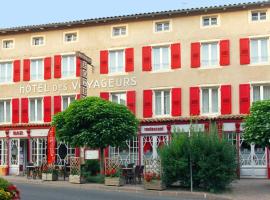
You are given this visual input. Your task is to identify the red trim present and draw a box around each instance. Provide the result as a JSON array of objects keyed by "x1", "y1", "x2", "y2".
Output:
[
  {"x1": 21, "y1": 98, "x2": 29, "y2": 123},
  {"x1": 240, "y1": 38, "x2": 250, "y2": 65},
  {"x1": 76, "y1": 57, "x2": 81, "y2": 77},
  {"x1": 142, "y1": 46, "x2": 152, "y2": 71},
  {"x1": 171, "y1": 88, "x2": 181, "y2": 116},
  {"x1": 127, "y1": 91, "x2": 136, "y2": 114},
  {"x1": 100, "y1": 92, "x2": 109, "y2": 100},
  {"x1": 171, "y1": 43, "x2": 181, "y2": 69},
  {"x1": 44, "y1": 57, "x2": 52, "y2": 80},
  {"x1": 220, "y1": 40, "x2": 230, "y2": 66},
  {"x1": 125, "y1": 48, "x2": 134, "y2": 72},
  {"x1": 54, "y1": 55, "x2": 62, "y2": 78},
  {"x1": 75, "y1": 148, "x2": 80, "y2": 157},
  {"x1": 23, "y1": 59, "x2": 30, "y2": 81},
  {"x1": 100, "y1": 50, "x2": 108, "y2": 74},
  {"x1": 13, "y1": 60, "x2": 20, "y2": 82},
  {"x1": 191, "y1": 42, "x2": 200, "y2": 68},
  {"x1": 143, "y1": 90, "x2": 153, "y2": 118}
]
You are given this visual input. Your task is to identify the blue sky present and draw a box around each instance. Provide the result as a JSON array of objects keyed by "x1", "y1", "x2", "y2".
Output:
[{"x1": 0, "y1": 0, "x2": 258, "y2": 28}]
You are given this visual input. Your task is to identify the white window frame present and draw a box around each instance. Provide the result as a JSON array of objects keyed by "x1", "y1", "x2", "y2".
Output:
[
  {"x1": 31, "y1": 138, "x2": 47, "y2": 166},
  {"x1": 61, "y1": 55, "x2": 76, "y2": 78},
  {"x1": 249, "y1": 37, "x2": 269, "y2": 65},
  {"x1": 251, "y1": 84, "x2": 270, "y2": 102},
  {"x1": 201, "y1": 15, "x2": 220, "y2": 28},
  {"x1": 111, "y1": 25, "x2": 128, "y2": 37},
  {"x1": 110, "y1": 92, "x2": 127, "y2": 105},
  {"x1": 108, "y1": 49, "x2": 125, "y2": 74},
  {"x1": 2, "y1": 39, "x2": 14, "y2": 49},
  {"x1": 30, "y1": 59, "x2": 44, "y2": 81},
  {"x1": 31, "y1": 35, "x2": 45, "y2": 46},
  {"x1": 0, "y1": 139, "x2": 8, "y2": 165},
  {"x1": 200, "y1": 87, "x2": 220, "y2": 116},
  {"x1": 250, "y1": 10, "x2": 268, "y2": 22},
  {"x1": 0, "y1": 100, "x2": 11, "y2": 124},
  {"x1": 200, "y1": 41, "x2": 220, "y2": 68},
  {"x1": 152, "y1": 45, "x2": 171, "y2": 72},
  {"x1": 153, "y1": 20, "x2": 172, "y2": 33},
  {"x1": 29, "y1": 98, "x2": 43, "y2": 123},
  {"x1": 153, "y1": 89, "x2": 171, "y2": 117},
  {"x1": 0, "y1": 62, "x2": 13, "y2": 84},
  {"x1": 63, "y1": 31, "x2": 78, "y2": 43},
  {"x1": 62, "y1": 95, "x2": 76, "y2": 111}
]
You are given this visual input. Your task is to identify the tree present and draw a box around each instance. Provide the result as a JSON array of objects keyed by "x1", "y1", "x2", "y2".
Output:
[
  {"x1": 52, "y1": 97, "x2": 138, "y2": 173},
  {"x1": 244, "y1": 100, "x2": 270, "y2": 147}
]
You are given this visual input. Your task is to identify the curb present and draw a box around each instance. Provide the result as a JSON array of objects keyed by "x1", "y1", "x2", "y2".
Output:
[{"x1": 5, "y1": 176, "x2": 233, "y2": 200}]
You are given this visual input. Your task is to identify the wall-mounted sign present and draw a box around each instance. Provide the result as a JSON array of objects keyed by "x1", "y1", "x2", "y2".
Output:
[
  {"x1": 10, "y1": 130, "x2": 28, "y2": 138},
  {"x1": 141, "y1": 125, "x2": 168, "y2": 134},
  {"x1": 85, "y1": 150, "x2": 99, "y2": 160}
]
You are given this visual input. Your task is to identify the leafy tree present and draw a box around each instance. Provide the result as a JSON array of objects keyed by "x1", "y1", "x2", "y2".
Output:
[
  {"x1": 244, "y1": 100, "x2": 270, "y2": 147},
  {"x1": 52, "y1": 97, "x2": 138, "y2": 172}
]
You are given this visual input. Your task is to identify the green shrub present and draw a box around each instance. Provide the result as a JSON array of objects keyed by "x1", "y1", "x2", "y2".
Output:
[
  {"x1": 84, "y1": 174, "x2": 104, "y2": 183},
  {"x1": 0, "y1": 178, "x2": 10, "y2": 191},
  {"x1": 81, "y1": 159, "x2": 104, "y2": 183},
  {"x1": 160, "y1": 129, "x2": 237, "y2": 192}
]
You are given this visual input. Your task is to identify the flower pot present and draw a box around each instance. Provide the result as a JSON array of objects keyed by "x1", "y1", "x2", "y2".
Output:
[
  {"x1": 0, "y1": 166, "x2": 8, "y2": 176},
  {"x1": 69, "y1": 175, "x2": 84, "y2": 184},
  {"x1": 104, "y1": 177, "x2": 124, "y2": 186},
  {"x1": 42, "y1": 173, "x2": 58, "y2": 181},
  {"x1": 144, "y1": 180, "x2": 166, "y2": 190}
]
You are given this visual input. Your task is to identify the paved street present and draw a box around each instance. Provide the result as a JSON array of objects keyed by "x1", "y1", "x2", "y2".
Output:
[{"x1": 15, "y1": 182, "x2": 201, "y2": 200}]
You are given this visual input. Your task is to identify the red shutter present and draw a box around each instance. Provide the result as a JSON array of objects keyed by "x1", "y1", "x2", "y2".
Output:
[
  {"x1": 171, "y1": 43, "x2": 181, "y2": 69},
  {"x1": 143, "y1": 90, "x2": 153, "y2": 118},
  {"x1": 54, "y1": 96, "x2": 62, "y2": 114},
  {"x1": 240, "y1": 38, "x2": 250, "y2": 65},
  {"x1": 100, "y1": 50, "x2": 108, "y2": 74},
  {"x1": 220, "y1": 40, "x2": 230, "y2": 66},
  {"x1": 171, "y1": 88, "x2": 181, "y2": 116},
  {"x1": 23, "y1": 59, "x2": 30, "y2": 81},
  {"x1": 125, "y1": 48, "x2": 134, "y2": 72},
  {"x1": 44, "y1": 57, "x2": 51, "y2": 80},
  {"x1": 76, "y1": 94, "x2": 80, "y2": 100},
  {"x1": 13, "y1": 60, "x2": 20, "y2": 82},
  {"x1": 76, "y1": 57, "x2": 81, "y2": 77},
  {"x1": 54, "y1": 55, "x2": 62, "y2": 78},
  {"x1": 221, "y1": 85, "x2": 232, "y2": 115},
  {"x1": 21, "y1": 98, "x2": 29, "y2": 123},
  {"x1": 239, "y1": 84, "x2": 250, "y2": 114},
  {"x1": 142, "y1": 46, "x2": 152, "y2": 71},
  {"x1": 191, "y1": 42, "x2": 200, "y2": 68},
  {"x1": 12, "y1": 98, "x2": 19, "y2": 123},
  {"x1": 100, "y1": 92, "x2": 109, "y2": 100},
  {"x1": 127, "y1": 91, "x2": 136, "y2": 114},
  {"x1": 190, "y1": 87, "x2": 200, "y2": 116},
  {"x1": 44, "y1": 96, "x2": 51, "y2": 122}
]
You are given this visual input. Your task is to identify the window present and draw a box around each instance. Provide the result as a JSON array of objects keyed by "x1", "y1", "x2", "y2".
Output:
[
  {"x1": 30, "y1": 59, "x2": 43, "y2": 81},
  {"x1": 62, "y1": 96, "x2": 76, "y2": 110},
  {"x1": 252, "y1": 85, "x2": 270, "y2": 102},
  {"x1": 155, "y1": 21, "x2": 170, "y2": 32},
  {"x1": 2, "y1": 40, "x2": 14, "y2": 49},
  {"x1": 112, "y1": 26, "x2": 127, "y2": 36},
  {"x1": 251, "y1": 11, "x2": 267, "y2": 21},
  {"x1": 201, "y1": 87, "x2": 219, "y2": 115},
  {"x1": 111, "y1": 93, "x2": 126, "y2": 105},
  {"x1": 32, "y1": 36, "x2": 44, "y2": 46},
  {"x1": 29, "y1": 98, "x2": 43, "y2": 122},
  {"x1": 154, "y1": 90, "x2": 171, "y2": 116},
  {"x1": 0, "y1": 100, "x2": 11, "y2": 123},
  {"x1": 202, "y1": 16, "x2": 218, "y2": 27},
  {"x1": 62, "y1": 55, "x2": 76, "y2": 78},
  {"x1": 250, "y1": 38, "x2": 269, "y2": 64},
  {"x1": 31, "y1": 138, "x2": 47, "y2": 166},
  {"x1": 109, "y1": 50, "x2": 124, "y2": 73},
  {"x1": 201, "y1": 42, "x2": 219, "y2": 67},
  {"x1": 0, "y1": 139, "x2": 7, "y2": 165},
  {"x1": 64, "y1": 32, "x2": 77, "y2": 42},
  {"x1": 152, "y1": 46, "x2": 170, "y2": 71},
  {"x1": 0, "y1": 62, "x2": 12, "y2": 83}
]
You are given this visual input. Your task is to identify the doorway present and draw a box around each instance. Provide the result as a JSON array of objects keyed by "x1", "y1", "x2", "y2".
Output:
[{"x1": 9, "y1": 139, "x2": 27, "y2": 175}]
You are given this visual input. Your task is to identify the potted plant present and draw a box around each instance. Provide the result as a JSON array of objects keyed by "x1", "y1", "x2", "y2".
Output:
[
  {"x1": 0, "y1": 165, "x2": 8, "y2": 176},
  {"x1": 104, "y1": 168, "x2": 124, "y2": 186},
  {"x1": 144, "y1": 172, "x2": 165, "y2": 190},
  {"x1": 69, "y1": 168, "x2": 84, "y2": 184},
  {"x1": 42, "y1": 166, "x2": 58, "y2": 181}
]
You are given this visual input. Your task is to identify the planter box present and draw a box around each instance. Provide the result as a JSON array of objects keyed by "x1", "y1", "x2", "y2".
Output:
[
  {"x1": 105, "y1": 177, "x2": 124, "y2": 186},
  {"x1": 42, "y1": 173, "x2": 58, "y2": 181},
  {"x1": 144, "y1": 180, "x2": 166, "y2": 190},
  {"x1": 69, "y1": 175, "x2": 84, "y2": 184}
]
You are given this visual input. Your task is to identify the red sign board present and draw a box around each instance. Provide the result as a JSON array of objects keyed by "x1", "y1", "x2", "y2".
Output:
[{"x1": 47, "y1": 127, "x2": 56, "y2": 164}]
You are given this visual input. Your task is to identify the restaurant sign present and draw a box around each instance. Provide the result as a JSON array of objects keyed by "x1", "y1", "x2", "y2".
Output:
[{"x1": 141, "y1": 125, "x2": 168, "y2": 134}]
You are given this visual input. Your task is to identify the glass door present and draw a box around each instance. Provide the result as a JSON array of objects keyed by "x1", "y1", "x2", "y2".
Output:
[{"x1": 9, "y1": 139, "x2": 20, "y2": 175}]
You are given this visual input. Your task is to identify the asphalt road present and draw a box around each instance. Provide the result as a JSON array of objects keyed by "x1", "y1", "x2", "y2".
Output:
[{"x1": 15, "y1": 182, "x2": 201, "y2": 200}]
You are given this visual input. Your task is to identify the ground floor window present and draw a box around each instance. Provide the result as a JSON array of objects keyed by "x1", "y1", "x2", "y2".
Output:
[
  {"x1": 56, "y1": 142, "x2": 75, "y2": 165},
  {"x1": 0, "y1": 139, "x2": 7, "y2": 165},
  {"x1": 31, "y1": 138, "x2": 47, "y2": 166}
]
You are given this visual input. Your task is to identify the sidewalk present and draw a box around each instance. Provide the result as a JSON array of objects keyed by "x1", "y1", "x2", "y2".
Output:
[{"x1": 4, "y1": 176, "x2": 270, "y2": 200}]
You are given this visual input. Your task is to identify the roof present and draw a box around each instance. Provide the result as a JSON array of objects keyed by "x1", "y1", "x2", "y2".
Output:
[{"x1": 0, "y1": 1, "x2": 269, "y2": 35}]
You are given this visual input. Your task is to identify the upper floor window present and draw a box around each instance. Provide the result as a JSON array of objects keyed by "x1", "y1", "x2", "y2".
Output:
[
  {"x1": 112, "y1": 26, "x2": 127, "y2": 37},
  {"x1": 202, "y1": 16, "x2": 218, "y2": 27},
  {"x1": 0, "y1": 62, "x2": 12, "y2": 83},
  {"x1": 32, "y1": 36, "x2": 44, "y2": 46},
  {"x1": 152, "y1": 46, "x2": 170, "y2": 71},
  {"x1": 201, "y1": 42, "x2": 219, "y2": 67},
  {"x1": 201, "y1": 87, "x2": 219, "y2": 115},
  {"x1": 64, "y1": 32, "x2": 77, "y2": 42},
  {"x1": 62, "y1": 96, "x2": 76, "y2": 110},
  {"x1": 62, "y1": 55, "x2": 76, "y2": 78},
  {"x1": 250, "y1": 38, "x2": 269, "y2": 64},
  {"x1": 109, "y1": 50, "x2": 124, "y2": 74},
  {"x1": 0, "y1": 100, "x2": 11, "y2": 123},
  {"x1": 155, "y1": 21, "x2": 170, "y2": 32},
  {"x1": 2, "y1": 40, "x2": 14, "y2": 49},
  {"x1": 154, "y1": 90, "x2": 170, "y2": 116},
  {"x1": 252, "y1": 85, "x2": 270, "y2": 102},
  {"x1": 29, "y1": 98, "x2": 43, "y2": 122},
  {"x1": 251, "y1": 10, "x2": 267, "y2": 21},
  {"x1": 111, "y1": 93, "x2": 126, "y2": 105},
  {"x1": 30, "y1": 59, "x2": 43, "y2": 81}
]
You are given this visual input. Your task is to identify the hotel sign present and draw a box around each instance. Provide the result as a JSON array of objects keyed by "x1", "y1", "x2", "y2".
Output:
[{"x1": 141, "y1": 125, "x2": 168, "y2": 134}]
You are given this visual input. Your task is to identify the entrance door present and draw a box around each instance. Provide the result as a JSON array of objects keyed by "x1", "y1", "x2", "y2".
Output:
[
  {"x1": 240, "y1": 135, "x2": 267, "y2": 178},
  {"x1": 9, "y1": 139, "x2": 27, "y2": 175}
]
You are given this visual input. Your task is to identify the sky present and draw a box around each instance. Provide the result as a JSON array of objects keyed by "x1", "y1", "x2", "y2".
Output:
[{"x1": 0, "y1": 0, "x2": 260, "y2": 28}]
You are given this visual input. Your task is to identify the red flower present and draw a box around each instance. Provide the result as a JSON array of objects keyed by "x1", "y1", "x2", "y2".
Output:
[{"x1": 7, "y1": 184, "x2": 20, "y2": 200}]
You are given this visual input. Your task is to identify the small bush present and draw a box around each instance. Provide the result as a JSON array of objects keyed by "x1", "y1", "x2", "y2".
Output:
[
  {"x1": 160, "y1": 129, "x2": 237, "y2": 192},
  {"x1": 0, "y1": 178, "x2": 10, "y2": 191},
  {"x1": 81, "y1": 159, "x2": 104, "y2": 183}
]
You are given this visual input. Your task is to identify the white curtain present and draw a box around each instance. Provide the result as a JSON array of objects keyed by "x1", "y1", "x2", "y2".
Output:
[
  {"x1": 161, "y1": 47, "x2": 169, "y2": 70},
  {"x1": 30, "y1": 99, "x2": 35, "y2": 121},
  {"x1": 164, "y1": 91, "x2": 170, "y2": 115},
  {"x1": 253, "y1": 86, "x2": 260, "y2": 101},
  {"x1": 212, "y1": 88, "x2": 218, "y2": 113},
  {"x1": 263, "y1": 86, "x2": 270, "y2": 100},
  {"x1": 201, "y1": 44, "x2": 209, "y2": 67},
  {"x1": 211, "y1": 43, "x2": 218, "y2": 66},
  {"x1": 251, "y1": 39, "x2": 259, "y2": 63},
  {"x1": 261, "y1": 38, "x2": 268, "y2": 62},
  {"x1": 202, "y1": 89, "x2": 209, "y2": 113},
  {"x1": 6, "y1": 101, "x2": 11, "y2": 122},
  {"x1": 153, "y1": 47, "x2": 160, "y2": 71},
  {"x1": 155, "y1": 91, "x2": 162, "y2": 115},
  {"x1": 62, "y1": 56, "x2": 69, "y2": 77},
  {"x1": 69, "y1": 56, "x2": 75, "y2": 76},
  {"x1": 117, "y1": 51, "x2": 124, "y2": 72},
  {"x1": 37, "y1": 99, "x2": 42, "y2": 121},
  {"x1": 0, "y1": 102, "x2": 4, "y2": 122}
]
